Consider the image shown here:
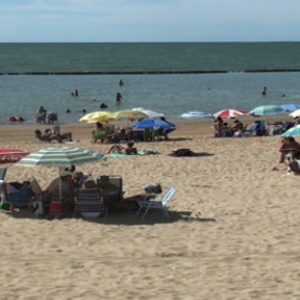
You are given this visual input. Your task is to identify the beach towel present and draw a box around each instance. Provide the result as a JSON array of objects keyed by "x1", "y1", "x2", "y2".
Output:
[{"x1": 109, "y1": 150, "x2": 159, "y2": 158}]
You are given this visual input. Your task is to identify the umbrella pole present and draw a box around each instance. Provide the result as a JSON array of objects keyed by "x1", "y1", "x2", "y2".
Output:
[{"x1": 58, "y1": 167, "x2": 63, "y2": 202}]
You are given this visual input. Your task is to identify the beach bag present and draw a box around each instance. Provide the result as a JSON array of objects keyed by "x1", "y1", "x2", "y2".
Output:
[
  {"x1": 170, "y1": 148, "x2": 194, "y2": 157},
  {"x1": 144, "y1": 183, "x2": 162, "y2": 194}
]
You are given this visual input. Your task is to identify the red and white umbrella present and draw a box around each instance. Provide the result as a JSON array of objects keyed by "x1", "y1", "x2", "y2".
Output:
[
  {"x1": 213, "y1": 109, "x2": 247, "y2": 119},
  {"x1": 0, "y1": 149, "x2": 29, "y2": 166}
]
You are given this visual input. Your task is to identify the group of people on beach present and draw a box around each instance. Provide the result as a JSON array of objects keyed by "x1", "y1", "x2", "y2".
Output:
[
  {"x1": 91, "y1": 119, "x2": 170, "y2": 145},
  {"x1": 36, "y1": 106, "x2": 58, "y2": 124},
  {"x1": 214, "y1": 117, "x2": 246, "y2": 137}
]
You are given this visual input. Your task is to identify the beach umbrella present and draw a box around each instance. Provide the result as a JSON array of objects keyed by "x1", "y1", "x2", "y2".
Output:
[
  {"x1": 249, "y1": 105, "x2": 285, "y2": 116},
  {"x1": 0, "y1": 149, "x2": 29, "y2": 180},
  {"x1": 0, "y1": 149, "x2": 29, "y2": 165},
  {"x1": 79, "y1": 111, "x2": 113, "y2": 123},
  {"x1": 179, "y1": 111, "x2": 212, "y2": 120},
  {"x1": 281, "y1": 104, "x2": 300, "y2": 113},
  {"x1": 282, "y1": 125, "x2": 300, "y2": 137},
  {"x1": 16, "y1": 147, "x2": 103, "y2": 201},
  {"x1": 289, "y1": 109, "x2": 300, "y2": 118},
  {"x1": 132, "y1": 118, "x2": 176, "y2": 132},
  {"x1": 213, "y1": 109, "x2": 246, "y2": 119},
  {"x1": 111, "y1": 110, "x2": 147, "y2": 120},
  {"x1": 132, "y1": 108, "x2": 164, "y2": 119}
]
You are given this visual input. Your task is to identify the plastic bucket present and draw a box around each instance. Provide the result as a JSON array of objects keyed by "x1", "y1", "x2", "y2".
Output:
[{"x1": 49, "y1": 201, "x2": 64, "y2": 218}]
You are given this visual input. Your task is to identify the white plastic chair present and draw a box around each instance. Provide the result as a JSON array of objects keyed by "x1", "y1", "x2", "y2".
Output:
[{"x1": 136, "y1": 187, "x2": 177, "y2": 219}]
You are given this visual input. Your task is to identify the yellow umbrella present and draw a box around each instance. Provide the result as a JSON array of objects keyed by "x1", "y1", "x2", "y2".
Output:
[
  {"x1": 110, "y1": 110, "x2": 147, "y2": 120},
  {"x1": 79, "y1": 111, "x2": 113, "y2": 123}
]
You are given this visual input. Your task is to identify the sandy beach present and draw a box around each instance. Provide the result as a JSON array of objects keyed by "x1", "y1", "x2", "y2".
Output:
[{"x1": 0, "y1": 120, "x2": 299, "y2": 300}]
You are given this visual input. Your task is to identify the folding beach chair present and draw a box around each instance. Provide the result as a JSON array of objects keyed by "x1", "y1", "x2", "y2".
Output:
[
  {"x1": 136, "y1": 186, "x2": 177, "y2": 219},
  {"x1": 0, "y1": 168, "x2": 7, "y2": 181},
  {"x1": 97, "y1": 175, "x2": 123, "y2": 207},
  {"x1": 74, "y1": 187, "x2": 107, "y2": 218},
  {"x1": 4, "y1": 184, "x2": 33, "y2": 209}
]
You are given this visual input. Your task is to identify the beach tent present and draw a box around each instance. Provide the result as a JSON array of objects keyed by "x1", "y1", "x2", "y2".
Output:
[
  {"x1": 132, "y1": 118, "x2": 176, "y2": 132},
  {"x1": 249, "y1": 105, "x2": 285, "y2": 116},
  {"x1": 213, "y1": 109, "x2": 246, "y2": 119},
  {"x1": 132, "y1": 108, "x2": 164, "y2": 119}
]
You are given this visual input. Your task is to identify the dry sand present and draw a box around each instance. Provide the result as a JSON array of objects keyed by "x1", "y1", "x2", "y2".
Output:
[{"x1": 0, "y1": 120, "x2": 299, "y2": 300}]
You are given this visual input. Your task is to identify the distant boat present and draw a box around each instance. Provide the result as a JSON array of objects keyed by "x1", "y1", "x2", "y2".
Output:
[{"x1": 179, "y1": 111, "x2": 212, "y2": 120}]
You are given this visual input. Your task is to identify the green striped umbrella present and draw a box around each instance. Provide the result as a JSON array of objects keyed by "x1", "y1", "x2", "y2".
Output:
[
  {"x1": 249, "y1": 105, "x2": 285, "y2": 116},
  {"x1": 16, "y1": 147, "x2": 103, "y2": 167},
  {"x1": 16, "y1": 147, "x2": 104, "y2": 201},
  {"x1": 282, "y1": 125, "x2": 300, "y2": 137}
]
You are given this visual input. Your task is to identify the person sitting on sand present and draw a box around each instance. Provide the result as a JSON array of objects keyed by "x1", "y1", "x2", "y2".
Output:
[
  {"x1": 214, "y1": 117, "x2": 224, "y2": 137},
  {"x1": 232, "y1": 119, "x2": 244, "y2": 137},
  {"x1": 279, "y1": 136, "x2": 300, "y2": 164},
  {"x1": 108, "y1": 142, "x2": 138, "y2": 155},
  {"x1": 223, "y1": 123, "x2": 232, "y2": 137},
  {"x1": 92, "y1": 122, "x2": 107, "y2": 143}
]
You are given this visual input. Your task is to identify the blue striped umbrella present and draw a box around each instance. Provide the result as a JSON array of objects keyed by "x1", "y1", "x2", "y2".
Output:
[{"x1": 281, "y1": 103, "x2": 300, "y2": 113}]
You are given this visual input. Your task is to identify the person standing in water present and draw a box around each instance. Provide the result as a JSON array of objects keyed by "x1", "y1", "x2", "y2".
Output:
[
  {"x1": 119, "y1": 80, "x2": 124, "y2": 87},
  {"x1": 116, "y1": 92, "x2": 122, "y2": 104},
  {"x1": 262, "y1": 86, "x2": 267, "y2": 96}
]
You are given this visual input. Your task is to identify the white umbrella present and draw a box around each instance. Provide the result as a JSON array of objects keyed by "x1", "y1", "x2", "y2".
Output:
[
  {"x1": 290, "y1": 109, "x2": 300, "y2": 118},
  {"x1": 16, "y1": 147, "x2": 103, "y2": 201},
  {"x1": 132, "y1": 108, "x2": 164, "y2": 119}
]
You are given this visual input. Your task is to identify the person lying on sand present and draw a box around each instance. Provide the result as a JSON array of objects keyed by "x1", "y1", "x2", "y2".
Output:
[{"x1": 108, "y1": 142, "x2": 138, "y2": 155}]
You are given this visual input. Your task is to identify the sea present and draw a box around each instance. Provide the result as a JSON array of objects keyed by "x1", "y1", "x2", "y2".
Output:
[{"x1": 1, "y1": 42, "x2": 300, "y2": 124}]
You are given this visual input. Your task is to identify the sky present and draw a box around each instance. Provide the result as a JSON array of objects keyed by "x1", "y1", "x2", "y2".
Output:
[{"x1": 0, "y1": 0, "x2": 300, "y2": 42}]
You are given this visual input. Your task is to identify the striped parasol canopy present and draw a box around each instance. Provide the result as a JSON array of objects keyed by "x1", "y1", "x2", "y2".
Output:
[
  {"x1": 213, "y1": 109, "x2": 246, "y2": 119},
  {"x1": 16, "y1": 147, "x2": 103, "y2": 167},
  {"x1": 16, "y1": 147, "x2": 104, "y2": 201},
  {"x1": 282, "y1": 125, "x2": 300, "y2": 137},
  {"x1": 132, "y1": 108, "x2": 164, "y2": 119},
  {"x1": 249, "y1": 105, "x2": 285, "y2": 116}
]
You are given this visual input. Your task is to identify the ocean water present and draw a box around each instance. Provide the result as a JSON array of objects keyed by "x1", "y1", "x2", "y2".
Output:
[{"x1": 1, "y1": 43, "x2": 300, "y2": 124}]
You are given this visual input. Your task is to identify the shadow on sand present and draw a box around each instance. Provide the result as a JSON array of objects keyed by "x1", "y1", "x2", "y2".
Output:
[{"x1": 5, "y1": 209, "x2": 216, "y2": 226}]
